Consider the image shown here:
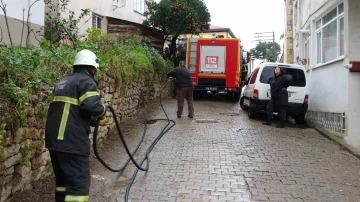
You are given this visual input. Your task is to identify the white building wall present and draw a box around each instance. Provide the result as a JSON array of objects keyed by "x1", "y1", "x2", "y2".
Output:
[
  {"x1": 0, "y1": 0, "x2": 45, "y2": 26},
  {"x1": 292, "y1": 0, "x2": 360, "y2": 148},
  {"x1": 296, "y1": 0, "x2": 349, "y2": 110},
  {"x1": 293, "y1": 0, "x2": 356, "y2": 139},
  {"x1": 307, "y1": 61, "x2": 349, "y2": 113},
  {"x1": 0, "y1": 0, "x2": 44, "y2": 45},
  {"x1": 62, "y1": 0, "x2": 146, "y2": 34},
  {"x1": 345, "y1": 0, "x2": 360, "y2": 148}
]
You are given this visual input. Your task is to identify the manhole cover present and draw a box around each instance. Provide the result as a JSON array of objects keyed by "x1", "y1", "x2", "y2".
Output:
[{"x1": 195, "y1": 119, "x2": 219, "y2": 123}]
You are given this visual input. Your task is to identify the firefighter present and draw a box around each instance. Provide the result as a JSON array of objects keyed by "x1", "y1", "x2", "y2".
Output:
[
  {"x1": 241, "y1": 58, "x2": 248, "y2": 84},
  {"x1": 241, "y1": 59, "x2": 248, "y2": 72},
  {"x1": 45, "y1": 49, "x2": 111, "y2": 202}
]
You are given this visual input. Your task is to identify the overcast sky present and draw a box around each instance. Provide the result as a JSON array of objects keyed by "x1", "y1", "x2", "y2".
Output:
[
  {"x1": 204, "y1": 0, "x2": 285, "y2": 66},
  {"x1": 154, "y1": 0, "x2": 286, "y2": 66},
  {"x1": 204, "y1": 0, "x2": 285, "y2": 51}
]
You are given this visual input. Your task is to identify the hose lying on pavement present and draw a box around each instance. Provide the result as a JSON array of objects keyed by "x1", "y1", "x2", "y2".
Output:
[{"x1": 93, "y1": 80, "x2": 176, "y2": 202}]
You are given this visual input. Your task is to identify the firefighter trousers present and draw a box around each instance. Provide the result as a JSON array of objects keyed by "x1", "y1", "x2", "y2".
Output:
[{"x1": 49, "y1": 150, "x2": 90, "y2": 202}]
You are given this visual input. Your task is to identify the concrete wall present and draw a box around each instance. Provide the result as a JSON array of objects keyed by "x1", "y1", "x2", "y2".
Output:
[
  {"x1": 345, "y1": 0, "x2": 360, "y2": 148},
  {"x1": 61, "y1": 0, "x2": 146, "y2": 34},
  {"x1": 0, "y1": 15, "x2": 42, "y2": 46},
  {"x1": 307, "y1": 60, "x2": 349, "y2": 113},
  {"x1": 291, "y1": 0, "x2": 360, "y2": 149},
  {"x1": 297, "y1": 0, "x2": 329, "y2": 29},
  {"x1": 284, "y1": 0, "x2": 294, "y2": 64},
  {"x1": 0, "y1": 0, "x2": 44, "y2": 26},
  {"x1": 294, "y1": 0, "x2": 348, "y2": 112},
  {"x1": 0, "y1": 0, "x2": 44, "y2": 46}
]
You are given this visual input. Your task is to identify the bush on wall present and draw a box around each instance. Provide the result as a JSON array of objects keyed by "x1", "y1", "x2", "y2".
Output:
[{"x1": 0, "y1": 28, "x2": 174, "y2": 157}]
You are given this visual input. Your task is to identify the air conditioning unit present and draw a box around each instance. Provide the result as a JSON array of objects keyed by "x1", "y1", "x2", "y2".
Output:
[{"x1": 113, "y1": 0, "x2": 126, "y2": 9}]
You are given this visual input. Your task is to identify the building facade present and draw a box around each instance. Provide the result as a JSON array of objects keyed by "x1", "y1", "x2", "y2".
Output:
[
  {"x1": 58, "y1": 0, "x2": 149, "y2": 35},
  {"x1": 0, "y1": 0, "x2": 45, "y2": 46},
  {"x1": 284, "y1": 0, "x2": 360, "y2": 149}
]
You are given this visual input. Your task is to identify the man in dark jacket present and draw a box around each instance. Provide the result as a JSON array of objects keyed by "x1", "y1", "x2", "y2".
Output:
[
  {"x1": 45, "y1": 49, "x2": 111, "y2": 202},
  {"x1": 167, "y1": 61, "x2": 194, "y2": 118},
  {"x1": 263, "y1": 66, "x2": 290, "y2": 128}
]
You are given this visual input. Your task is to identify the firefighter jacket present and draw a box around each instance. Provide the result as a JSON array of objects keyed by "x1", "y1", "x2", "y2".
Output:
[
  {"x1": 241, "y1": 63, "x2": 248, "y2": 73},
  {"x1": 45, "y1": 70, "x2": 105, "y2": 156}
]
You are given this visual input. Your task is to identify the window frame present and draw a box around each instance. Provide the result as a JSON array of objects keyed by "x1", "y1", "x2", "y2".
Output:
[
  {"x1": 92, "y1": 14, "x2": 103, "y2": 30},
  {"x1": 315, "y1": 3, "x2": 344, "y2": 65},
  {"x1": 133, "y1": 0, "x2": 146, "y2": 14},
  {"x1": 302, "y1": 32, "x2": 310, "y2": 69}
]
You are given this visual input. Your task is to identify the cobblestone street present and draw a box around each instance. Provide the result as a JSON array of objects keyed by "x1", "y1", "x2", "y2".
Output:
[{"x1": 87, "y1": 95, "x2": 360, "y2": 202}]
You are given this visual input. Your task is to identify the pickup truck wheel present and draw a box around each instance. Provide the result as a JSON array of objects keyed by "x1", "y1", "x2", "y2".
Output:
[
  {"x1": 234, "y1": 92, "x2": 240, "y2": 102},
  {"x1": 240, "y1": 97, "x2": 249, "y2": 110},
  {"x1": 248, "y1": 104, "x2": 256, "y2": 119}
]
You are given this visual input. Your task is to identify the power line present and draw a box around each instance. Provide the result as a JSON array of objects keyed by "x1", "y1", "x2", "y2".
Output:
[{"x1": 253, "y1": 32, "x2": 276, "y2": 62}]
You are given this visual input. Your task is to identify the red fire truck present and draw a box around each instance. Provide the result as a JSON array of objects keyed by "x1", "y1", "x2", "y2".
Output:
[{"x1": 185, "y1": 37, "x2": 243, "y2": 100}]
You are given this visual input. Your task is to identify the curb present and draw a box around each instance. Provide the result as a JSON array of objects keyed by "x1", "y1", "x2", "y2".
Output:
[{"x1": 307, "y1": 122, "x2": 360, "y2": 159}]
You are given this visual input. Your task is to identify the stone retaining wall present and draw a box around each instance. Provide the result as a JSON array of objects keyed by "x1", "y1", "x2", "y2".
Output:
[{"x1": 0, "y1": 71, "x2": 168, "y2": 202}]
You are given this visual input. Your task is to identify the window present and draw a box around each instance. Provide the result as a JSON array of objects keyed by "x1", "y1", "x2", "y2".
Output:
[
  {"x1": 249, "y1": 68, "x2": 259, "y2": 84},
  {"x1": 134, "y1": 0, "x2": 146, "y2": 14},
  {"x1": 304, "y1": 34, "x2": 310, "y2": 68},
  {"x1": 92, "y1": 14, "x2": 102, "y2": 30},
  {"x1": 315, "y1": 3, "x2": 344, "y2": 64},
  {"x1": 259, "y1": 66, "x2": 306, "y2": 87}
]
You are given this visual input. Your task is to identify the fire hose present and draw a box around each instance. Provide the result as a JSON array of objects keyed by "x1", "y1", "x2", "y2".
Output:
[{"x1": 93, "y1": 80, "x2": 176, "y2": 202}]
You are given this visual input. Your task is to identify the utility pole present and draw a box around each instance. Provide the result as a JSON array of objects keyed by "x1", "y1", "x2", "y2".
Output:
[{"x1": 253, "y1": 32, "x2": 277, "y2": 62}]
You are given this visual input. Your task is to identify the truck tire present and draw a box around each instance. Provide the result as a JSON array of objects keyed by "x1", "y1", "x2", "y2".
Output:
[
  {"x1": 295, "y1": 113, "x2": 306, "y2": 125},
  {"x1": 240, "y1": 97, "x2": 249, "y2": 110},
  {"x1": 234, "y1": 92, "x2": 240, "y2": 102},
  {"x1": 248, "y1": 104, "x2": 256, "y2": 119},
  {"x1": 226, "y1": 92, "x2": 233, "y2": 100},
  {"x1": 193, "y1": 91, "x2": 198, "y2": 100}
]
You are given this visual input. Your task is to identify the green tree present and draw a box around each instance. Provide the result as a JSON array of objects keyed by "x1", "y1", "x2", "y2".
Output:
[
  {"x1": 143, "y1": 0, "x2": 211, "y2": 60},
  {"x1": 250, "y1": 41, "x2": 281, "y2": 62}
]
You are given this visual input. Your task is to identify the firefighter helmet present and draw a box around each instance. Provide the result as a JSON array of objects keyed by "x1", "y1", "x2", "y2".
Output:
[{"x1": 73, "y1": 49, "x2": 100, "y2": 70}]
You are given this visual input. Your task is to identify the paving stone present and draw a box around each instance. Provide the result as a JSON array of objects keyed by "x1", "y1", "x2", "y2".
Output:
[{"x1": 89, "y1": 98, "x2": 360, "y2": 202}]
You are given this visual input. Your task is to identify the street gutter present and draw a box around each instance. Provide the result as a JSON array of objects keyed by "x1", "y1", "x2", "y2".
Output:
[{"x1": 307, "y1": 122, "x2": 360, "y2": 159}]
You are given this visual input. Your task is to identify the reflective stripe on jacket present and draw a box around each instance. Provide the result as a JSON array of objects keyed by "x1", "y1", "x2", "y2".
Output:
[{"x1": 45, "y1": 70, "x2": 105, "y2": 156}]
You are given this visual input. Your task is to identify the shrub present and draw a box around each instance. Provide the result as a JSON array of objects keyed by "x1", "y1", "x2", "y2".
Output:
[{"x1": 0, "y1": 29, "x2": 173, "y2": 146}]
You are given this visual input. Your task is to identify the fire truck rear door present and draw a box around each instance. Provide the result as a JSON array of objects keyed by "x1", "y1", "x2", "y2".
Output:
[{"x1": 200, "y1": 45, "x2": 226, "y2": 74}]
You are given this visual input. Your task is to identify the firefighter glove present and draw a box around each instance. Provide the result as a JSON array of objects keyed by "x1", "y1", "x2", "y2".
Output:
[{"x1": 99, "y1": 119, "x2": 113, "y2": 126}]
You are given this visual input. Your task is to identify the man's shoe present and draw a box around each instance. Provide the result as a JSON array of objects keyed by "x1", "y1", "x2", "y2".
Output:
[
  {"x1": 262, "y1": 122, "x2": 271, "y2": 126},
  {"x1": 188, "y1": 115, "x2": 193, "y2": 118}
]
